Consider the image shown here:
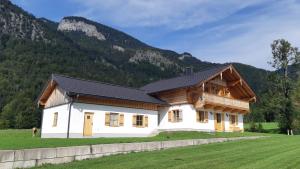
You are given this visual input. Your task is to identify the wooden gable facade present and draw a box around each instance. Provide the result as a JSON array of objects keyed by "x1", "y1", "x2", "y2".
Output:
[{"x1": 154, "y1": 65, "x2": 256, "y2": 113}]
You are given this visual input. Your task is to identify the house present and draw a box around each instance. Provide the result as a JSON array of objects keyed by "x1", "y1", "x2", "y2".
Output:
[{"x1": 38, "y1": 64, "x2": 256, "y2": 138}]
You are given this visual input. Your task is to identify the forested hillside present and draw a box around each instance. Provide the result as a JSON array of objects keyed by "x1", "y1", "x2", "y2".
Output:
[{"x1": 0, "y1": 0, "x2": 273, "y2": 128}]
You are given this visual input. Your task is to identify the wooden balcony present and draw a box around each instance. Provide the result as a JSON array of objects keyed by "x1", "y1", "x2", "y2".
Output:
[{"x1": 195, "y1": 93, "x2": 250, "y2": 112}]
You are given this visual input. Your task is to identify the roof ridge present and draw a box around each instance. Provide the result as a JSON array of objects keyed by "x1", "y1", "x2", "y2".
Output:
[{"x1": 52, "y1": 74, "x2": 146, "y2": 92}]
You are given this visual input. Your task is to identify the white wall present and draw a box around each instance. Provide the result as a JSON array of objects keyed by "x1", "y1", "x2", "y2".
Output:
[
  {"x1": 158, "y1": 104, "x2": 215, "y2": 131},
  {"x1": 158, "y1": 104, "x2": 245, "y2": 132},
  {"x1": 41, "y1": 102, "x2": 245, "y2": 138},
  {"x1": 41, "y1": 104, "x2": 70, "y2": 138},
  {"x1": 238, "y1": 114, "x2": 244, "y2": 130},
  {"x1": 224, "y1": 112, "x2": 244, "y2": 131},
  {"x1": 68, "y1": 103, "x2": 158, "y2": 138}
]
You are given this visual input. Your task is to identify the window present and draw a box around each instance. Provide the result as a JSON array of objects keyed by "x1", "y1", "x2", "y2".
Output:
[
  {"x1": 136, "y1": 115, "x2": 143, "y2": 127},
  {"x1": 52, "y1": 112, "x2": 58, "y2": 127},
  {"x1": 168, "y1": 110, "x2": 182, "y2": 122},
  {"x1": 216, "y1": 113, "x2": 222, "y2": 123},
  {"x1": 110, "y1": 113, "x2": 119, "y2": 127},
  {"x1": 230, "y1": 114, "x2": 238, "y2": 125},
  {"x1": 197, "y1": 111, "x2": 208, "y2": 123},
  {"x1": 133, "y1": 115, "x2": 148, "y2": 127},
  {"x1": 105, "y1": 112, "x2": 124, "y2": 127}
]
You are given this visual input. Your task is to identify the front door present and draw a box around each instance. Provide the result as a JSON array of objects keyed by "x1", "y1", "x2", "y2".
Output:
[
  {"x1": 83, "y1": 112, "x2": 94, "y2": 136},
  {"x1": 214, "y1": 113, "x2": 224, "y2": 131}
]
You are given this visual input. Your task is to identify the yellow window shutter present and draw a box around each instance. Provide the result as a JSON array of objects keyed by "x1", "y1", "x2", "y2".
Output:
[
  {"x1": 196, "y1": 111, "x2": 200, "y2": 122},
  {"x1": 132, "y1": 115, "x2": 137, "y2": 127},
  {"x1": 168, "y1": 111, "x2": 172, "y2": 122},
  {"x1": 105, "y1": 112, "x2": 110, "y2": 126},
  {"x1": 144, "y1": 116, "x2": 148, "y2": 127},
  {"x1": 204, "y1": 111, "x2": 208, "y2": 123},
  {"x1": 119, "y1": 114, "x2": 124, "y2": 126}
]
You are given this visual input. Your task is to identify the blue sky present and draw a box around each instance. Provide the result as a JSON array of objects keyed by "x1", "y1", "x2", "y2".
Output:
[{"x1": 11, "y1": 0, "x2": 300, "y2": 70}]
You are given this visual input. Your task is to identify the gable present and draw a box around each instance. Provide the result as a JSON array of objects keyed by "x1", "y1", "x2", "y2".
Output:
[
  {"x1": 203, "y1": 66, "x2": 256, "y2": 101},
  {"x1": 153, "y1": 65, "x2": 256, "y2": 107},
  {"x1": 38, "y1": 79, "x2": 70, "y2": 108},
  {"x1": 44, "y1": 87, "x2": 69, "y2": 108},
  {"x1": 150, "y1": 65, "x2": 256, "y2": 103}
]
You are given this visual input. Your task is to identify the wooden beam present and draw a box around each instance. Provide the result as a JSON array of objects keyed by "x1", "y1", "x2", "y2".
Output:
[
  {"x1": 241, "y1": 110, "x2": 249, "y2": 114},
  {"x1": 223, "y1": 107, "x2": 233, "y2": 112},
  {"x1": 247, "y1": 97, "x2": 256, "y2": 102},
  {"x1": 215, "y1": 106, "x2": 224, "y2": 111},
  {"x1": 230, "y1": 109, "x2": 238, "y2": 113},
  {"x1": 228, "y1": 80, "x2": 240, "y2": 87},
  {"x1": 204, "y1": 104, "x2": 215, "y2": 109},
  {"x1": 220, "y1": 72, "x2": 223, "y2": 80}
]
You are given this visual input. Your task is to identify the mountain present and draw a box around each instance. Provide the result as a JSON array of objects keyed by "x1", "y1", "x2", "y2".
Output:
[{"x1": 0, "y1": 0, "x2": 270, "y2": 128}]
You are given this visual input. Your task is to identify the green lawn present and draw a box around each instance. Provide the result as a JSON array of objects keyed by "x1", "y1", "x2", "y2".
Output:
[
  {"x1": 244, "y1": 122, "x2": 278, "y2": 130},
  {"x1": 0, "y1": 129, "x2": 264, "y2": 150},
  {"x1": 244, "y1": 122, "x2": 279, "y2": 134},
  {"x1": 35, "y1": 134, "x2": 300, "y2": 169}
]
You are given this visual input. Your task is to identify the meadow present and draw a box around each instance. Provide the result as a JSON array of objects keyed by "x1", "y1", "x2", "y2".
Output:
[
  {"x1": 34, "y1": 134, "x2": 300, "y2": 169},
  {"x1": 1, "y1": 122, "x2": 291, "y2": 169},
  {"x1": 0, "y1": 129, "x2": 263, "y2": 150}
]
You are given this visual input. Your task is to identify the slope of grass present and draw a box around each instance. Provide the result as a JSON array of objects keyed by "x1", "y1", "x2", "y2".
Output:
[
  {"x1": 35, "y1": 135, "x2": 300, "y2": 169},
  {"x1": 0, "y1": 129, "x2": 264, "y2": 150}
]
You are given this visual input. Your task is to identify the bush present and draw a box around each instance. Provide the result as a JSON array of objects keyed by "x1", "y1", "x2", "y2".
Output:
[
  {"x1": 249, "y1": 122, "x2": 258, "y2": 132},
  {"x1": 0, "y1": 119, "x2": 9, "y2": 129},
  {"x1": 247, "y1": 122, "x2": 264, "y2": 132}
]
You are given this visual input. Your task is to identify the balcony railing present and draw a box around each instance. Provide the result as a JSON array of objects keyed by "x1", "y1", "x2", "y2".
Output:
[{"x1": 201, "y1": 93, "x2": 249, "y2": 110}]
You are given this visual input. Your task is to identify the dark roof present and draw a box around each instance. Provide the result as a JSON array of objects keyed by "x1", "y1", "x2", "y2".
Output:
[
  {"x1": 52, "y1": 74, "x2": 167, "y2": 105},
  {"x1": 141, "y1": 65, "x2": 229, "y2": 93}
]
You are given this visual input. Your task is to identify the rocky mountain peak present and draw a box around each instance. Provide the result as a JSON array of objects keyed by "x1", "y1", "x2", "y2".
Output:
[
  {"x1": 179, "y1": 52, "x2": 193, "y2": 60},
  {"x1": 0, "y1": 0, "x2": 46, "y2": 41},
  {"x1": 57, "y1": 17, "x2": 106, "y2": 41}
]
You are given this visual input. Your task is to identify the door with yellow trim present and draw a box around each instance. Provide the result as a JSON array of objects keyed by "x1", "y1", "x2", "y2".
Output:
[
  {"x1": 214, "y1": 112, "x2": 224, "y2": 131},
  {"x1": 83, "y1": 112, "x2": 94, "y2": 136}
]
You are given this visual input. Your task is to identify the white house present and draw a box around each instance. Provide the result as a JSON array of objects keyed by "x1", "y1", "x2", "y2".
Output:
[{"x1": 38, "y1": 64, "x2": 256, "y2": 138}]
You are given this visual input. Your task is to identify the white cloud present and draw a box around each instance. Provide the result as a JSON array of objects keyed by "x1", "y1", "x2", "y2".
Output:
[
  {"x1": 72, "y1": 0, "x2": 263, "y2": 30},
  {"x1": 183, "y1": 0, "x2": 300, "y2": 70},
  {"x1": 71, "y1": 0, "x2": 300, "y2": 70}
]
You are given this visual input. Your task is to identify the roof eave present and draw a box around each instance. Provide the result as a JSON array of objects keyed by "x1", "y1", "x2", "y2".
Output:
[{"x1": 67, "y1": 92, "x2": 169, "y2": 106}]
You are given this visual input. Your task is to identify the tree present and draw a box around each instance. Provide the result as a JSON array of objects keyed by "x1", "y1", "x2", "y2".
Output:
[
  {"x1": 0, "y1": 93, "x2": 38, "y2": 129},
  {"x1": 269, "y1": 39, "x2": 300, "y2": 134}
]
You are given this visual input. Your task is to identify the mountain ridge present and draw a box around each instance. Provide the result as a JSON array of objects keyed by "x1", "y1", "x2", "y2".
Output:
[{"x1": 0, "y1": 0, "x2": 270, "y2": 128}]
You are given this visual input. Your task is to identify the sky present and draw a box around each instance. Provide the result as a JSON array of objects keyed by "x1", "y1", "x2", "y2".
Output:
[{"x1": 11, "y1": 0, "x2": 300, "y2": 70}]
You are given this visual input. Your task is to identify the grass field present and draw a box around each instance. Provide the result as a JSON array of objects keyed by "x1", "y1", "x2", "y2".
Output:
[
  {"x1": 34, "y1": 134, "x2": 300, "y2": 169},
  {"x1": 244, "y1": 122, "x2": 279, "y2": 131},
  {"x1": 0, "y1": 129, "x2": 264, "y2": 150}
]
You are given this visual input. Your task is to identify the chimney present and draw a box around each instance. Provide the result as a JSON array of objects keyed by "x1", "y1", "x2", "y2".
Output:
[{"x1": 185, "y1": 67, "x2": 193, "y2": 75}]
